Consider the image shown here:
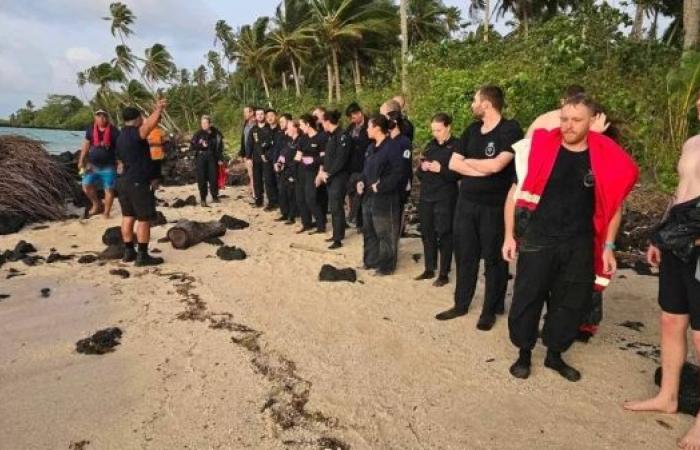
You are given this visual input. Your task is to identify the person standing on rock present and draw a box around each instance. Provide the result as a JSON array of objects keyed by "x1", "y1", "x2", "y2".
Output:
[
  {"x1": 246, "y1": 107, "x2": 273, "y2": 208},
  {"x1": 297, "y1": 114, "x2": 327, "y2": 235},
  {"x1": 115, "y1": 101, "x2": 167, "y2": 267},
  {"x1": 345, "y1": 102, "x2": 370, "y2": 229},
  {"x1": 624, "y1": 95, "x2": 700, "y2": 450},
  {"x1": 502, "y1": 94, "x2": 638, "y2": 382},
  {"x1": 190, "y1": 115, "x2": 224, "y2": 207},
  {"x1": 357, "y1": 114, "x2": 405, "y2": 276},
  {"x1": 77, "y1": 109, "x2": 120, "y2": 218},
  {"x1": 435, "y1": 86, "x2": 523, "y2": 331},
  {"x1": 415, "y1": 113, "x2": 460, "y2": 287},
  {"x1": 262, "y1": 109, "x2": 281, "y2": 212},
  {"x1": 240, "y1": 105, "x2": 256, "y2": 201},
  {"x1": 317, "y1": 110, "x2": 351, "y2": 249}
]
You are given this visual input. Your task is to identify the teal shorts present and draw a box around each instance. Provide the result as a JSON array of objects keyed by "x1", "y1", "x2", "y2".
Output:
[{"x1": 82, "y1": 167, "x2": 117, "y2": 190}]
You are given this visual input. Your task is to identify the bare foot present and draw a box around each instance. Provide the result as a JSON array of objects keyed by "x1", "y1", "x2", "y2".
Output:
[
  {"x1": 679, "y1": 416, "x2": 700, "y2": 449},
  {"x1": 624, "y1": 395, "x2": 677, "y2": 413},
  {"x1": 102, "y1": 212, "x2": 111, "y2": 219}
]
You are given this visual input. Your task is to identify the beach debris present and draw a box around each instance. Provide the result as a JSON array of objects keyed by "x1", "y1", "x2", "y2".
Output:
[
  {"x1": 171, "y1": 195, "x2": 198, "y2": 208},
  {"x1": 412, "y1": 253, "x2": 422, "y2": 263},
  {"x1": 75, "y1": 327, "x2": 123, "y2": 355},
  {"x1": 46, "y1": 251, "x2": 74, "y2": 263},
  {"x1": 0, "y1": 213, "x2": 27, "y2": 235},
  {"x1": 204, "y1": 237, "x2": 225, "y2": 246},
  {"x1": 99, "y1": 245, "x2": 124, "y2": 260},
  {"x1": 150, "y1": 211, "x2": 167, "y2": 227},
  {"x1": 618, "y1": 321, "x2": 645, "y2": 332},
  {"x1": 30, "y1": 224, "x2": 50, "y2": 230},
  {"x1": 40, "y1": 288, "x2": 51, "y2": 298},
  {"x1": 0, "y1": 294, "x2": 10, "y2": 301},
  {"x1": 68, "y1": 440, "x2": 91, "y2": 450},
  {"x1": 167, "y1": 220, "x2": 226, "y2": 249},
  {"x1": 655, "y1": 363, "x2": 700, "y2": 416},
  {"x1": 6, "y1": 268, "x2": 24, "y2": 279},
  {"x1": 216, "y1": 246, "x2": 247, "y2": 261},
  {"x1": 77, "y1": 254, "x2": 98, "y2": 264},
  {"x1": 220, "y1": 214, "x2": 250, "y2": 230},
  {"x1": 319, "y1": 265, "x2": 357, "y2": 283},
  {"x1": 109, "y1": 268, "x2": 130, "y2": 279},
  {"x1": 101, "y1": 227, "x2": 123, "y2": 246}
]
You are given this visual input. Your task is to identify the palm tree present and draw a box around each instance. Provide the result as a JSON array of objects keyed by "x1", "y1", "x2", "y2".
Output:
[
  {"x1": 142, "y1": 43, "x2": 176, "y2": 85},
  {"x1": 103, "y1": 2, "x2": 135, "y2": 45},
  {"x1": 25, "y1": 100, "x2": 34, "y2": 111},
  {"x1": 235, "y1": 17, "x2": 273, "y2": 102},
  {"x1": 76, "y1": 71, "x2": 90, "y2": 103},
  {"x1": 407, "y1": 0, "x2": 460, "y2": 46},
  {"x1": 206, "y1": 50, "x2": 226, "y2": 84},
  {"x1": 193, "y1": 65, "x2": 208, "y2": 87},
  {"x1": 468, "y1": 0, "x2": 491, "y2": 42},
  {"x1": 684, "y1": 0, "x2": 700, "y2": 50},
  {"x1": 213, "y1": 19, "x2": 234, "y2": 73},
  {"x1": 112, "y1": 44, "x2": 136, "y2": 74},
  {"x1": 265, "y1": 0, "x2": 315, "y2": 97}
]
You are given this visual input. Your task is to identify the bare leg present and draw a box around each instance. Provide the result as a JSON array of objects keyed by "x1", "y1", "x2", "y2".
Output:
[
  {"x1": 245, "y1": 158, "x2": 255, "y2": 200},
  {"x1": 624, "y1": 312, "x2": 687, "y2": 413},
  {"x1": 121, "y1": 216, "x2": 136, "y2": 243},
  {"x1": 678, "y1": 331, "x2": 700, "y2": 450},
  {"x1": 135, "y1": 220, "x2": 151, "y2": 244},
  {"x1": 103, "y1": 189, "x2": 115, "y2": 219},
  {"x1": 83, "y1": 184, "x2": 101, "y2": 215}
]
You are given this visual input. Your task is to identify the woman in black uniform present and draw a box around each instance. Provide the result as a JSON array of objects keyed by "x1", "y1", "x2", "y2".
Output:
[{"x1": 298, "y1": 114, "x2": 327, "y2": 234}]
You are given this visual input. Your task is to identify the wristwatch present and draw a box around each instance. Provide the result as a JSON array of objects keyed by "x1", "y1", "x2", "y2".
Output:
[{"x1": 604, "y1": 242, "x2": 616, "y2": 251}]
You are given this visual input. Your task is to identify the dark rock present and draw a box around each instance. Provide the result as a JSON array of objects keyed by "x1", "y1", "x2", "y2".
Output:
[
  {"x1": 157, "y1": 236, "x2": 170, "y2": 243},
  {"x1": 6, "y1": 268, "x2": 24, "y2": 279},
  {"x1": 618, "y1": 321, "x2": 645, "y2": 332},
  {"x1": 77, "y1": 254, "x2": 98, "y2": 264},
  {"x1": 220, "y1": 215, "x2": 250, "y2": 230},
  {"x1": 204, "y1": 237, "x2": 225, "y2": 246},
  {"x1": 319, "y1": 264, "x2": 357, "y2": 283},
  {"x1": 0, "y1": 294, "x2": 10, "y2": 301},
  {"x1": 0, "y1": 213, "x2": 27, "y2": 235},
  {"x1": 216, "y1": 246, "x2": 247, "y2": 261},
  {"x1": 150, "y1": 211, "x2": 167, "y2": 227},
  {"x1": 412, "y1": 253, "x2": 422, "y2": 263},
  {"x1": 13, "y1": 240, "x2": 37, "y2": 256},
  {"x1": 46, "y1": 251, "x2": 74, "y2": 263},
  {"x1": 109, "y1": 268, "x2": 130, "y2": 279},
  {"x1": 40, "y1": 288, "x2": 50, "y2": 298},
  {"x1": 99, "y1": 245, "x2": 124, "y2": 260},
  {"x1": 22, "y1": 255, "x2": 44, "y2": 266},
  {"x1": 75, "y1": 327, "x2": 123, "y2": 355},
  {"x1": 171, "y1": 195, "x2": 198, "y2": 208},
  {"x1": 101, "y1": 227, "x2": 123, "y2": 246},
  {"x1": 655, "y1": 363, "x2": 700, "y2": 416}
]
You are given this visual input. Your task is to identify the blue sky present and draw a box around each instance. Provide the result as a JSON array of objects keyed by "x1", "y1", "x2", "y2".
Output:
[{"x1": 0, "y1": 0, "x2": 667, "y2": 118}]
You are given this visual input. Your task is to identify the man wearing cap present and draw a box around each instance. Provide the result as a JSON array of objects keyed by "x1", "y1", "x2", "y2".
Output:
[
  {"x1": 77, "y1": 109, "x2": 120, "y2": 218},
  {"x1": 115, "y1": 100, "x2": 167, "y2": 266}
]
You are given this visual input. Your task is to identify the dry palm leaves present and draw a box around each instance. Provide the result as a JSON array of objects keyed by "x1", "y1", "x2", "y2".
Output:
[{"x1": 0, "y1": 135, "x2": 74, "y2": 221}]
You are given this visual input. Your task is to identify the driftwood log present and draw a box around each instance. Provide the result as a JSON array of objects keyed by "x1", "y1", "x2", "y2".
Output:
[{"x1": 167, "y1": 220, "x2": 226, "y2": 250}]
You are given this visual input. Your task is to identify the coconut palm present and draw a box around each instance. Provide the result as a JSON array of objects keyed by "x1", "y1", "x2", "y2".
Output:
[
  {"x1": 206, "y1": 51, "x2": 226, "y2": 84},
  {"x1": 235, "y1": 17, "x2": 273, "y2": 101},
  {"x1": 468, "y1": 0, "x2": 491, "y2": 42},
  {"x1": 407, "y1": 0, "x2": 460, "y2": 46},
  {"x1": 103, "y1": 2, "x2": 135, "y2": 44},
  {"x1": 142, "y1": 44, "x2": 176, "y2": 85},
  {"x1": 112, "y1": 44, "x2": 136, "y2": 74}
]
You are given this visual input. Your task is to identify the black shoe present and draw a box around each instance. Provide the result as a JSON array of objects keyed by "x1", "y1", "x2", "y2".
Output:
[
  {"x1": 308, "y1": 228, "x2": 326, "y2": 235},
  {"x1": 201, "y1": 200, "x2": 209, "y2": 208},
  {"x1": 253, "y1": 202, "x2": 263, "y2": 208},
  {"x1": 476, "y1": 314, "x2": 497, "y2": 331},
  {"x1": 274, "y1": 216, "x2": 288, "y2": 222},
  {"x1": 435, "y1": 308, "x2": 467, "y2": 321},
  {"x1": 296, "y1": 226, "x2": 313, "y2": 234},
  {"x1": 414, "y1": 270, "x2": 435, "y2": 281},
  {"x1": 328, "y1": 241, "x2": 342, "y2": 250},
  {"x1": 510, "y1": 351, "x2": 532, "y2": 379},
  {"x1": 284, "y1": 219, "x2": 296, "y2": 225},
  {"x1": 432, "y1": 275, "x2": 449, "y2": 287},
  {"x1": 211, "y1": 198, "x2": 221, "y2": 204},
  {"x1": 135, "y1": 253, "x2": 164, "y2": 267},
  {"x1": 122, "y1": 247, "x2": 137, "y2": 263},
  {"x1": 324, "y1": 237, "x2": 335, "y2": 242},
  {"x1": 263, "y1": 204, "x2": 278, "y2": 212},
  {"x1": 544, "y1": 352, "x2": 581, "y2": 382},
  {"x1": 373, "y1": 269, "x2": 393, "y2": 276}
]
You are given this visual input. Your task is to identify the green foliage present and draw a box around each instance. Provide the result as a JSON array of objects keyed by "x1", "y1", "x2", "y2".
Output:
[{"x1": 8, "y1": 95, "x2": 91, "y2": 130}]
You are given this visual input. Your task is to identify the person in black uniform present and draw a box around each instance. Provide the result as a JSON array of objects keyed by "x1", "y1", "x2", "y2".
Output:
[
  {"x1": 263, "y1": 109, "x2": 281, "y2": 211},
  {"x1": 415, "y1": 113, "x2": 460, "y2": 287},
  {"x1": 298, "y1": 114, "x2": 327, "y2": 234},
  {"x1": 115, "y1": 100, "x2": 167, "y2": 267},
  {"x1": 190, "y1": 115, "x2": 224, "y2": 207},
  {"x1": 317, "y1": 110, "x2": 351, "y2": 249},
  {"x1": 313, "y1": 106, "x2": 330, "y2": 217},
  {"x1": 386, "y1": 110, "x2": 413, "y2": 213},
  {"x1": 275, "y1": 116, "x2": 299, "y2": 224},
  {"x1": 435, "y1": 85, "x2": 523, "y2": 331},
  {"x1": 357, "y1": 114, "x2": 405, "y2": 275},
  {"x1": 381, "y1": 99, "x2": 414, "y2": 143},
  {"x1": 345, "y1": 102, "x2": 370, "y2": 228},
  {"x1": 246, "y1": 107, "x2": 273, "y2": 208}
]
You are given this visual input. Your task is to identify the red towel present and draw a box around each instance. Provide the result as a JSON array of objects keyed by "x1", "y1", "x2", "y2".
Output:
[
  {"x1": 92, "y1": 122, "x2": 111, "y2": 148},
  {"x1": 217, "y1": 165, "x2": 228, "y2": 190}
]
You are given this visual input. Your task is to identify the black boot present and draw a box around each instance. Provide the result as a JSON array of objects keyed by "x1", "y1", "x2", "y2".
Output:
[
  {"x1": 435, "y1": 307, "x2": 467, "y2": 321},
  {"x1": 544, "y1": 350, "x2": 581, "y2": 382},
  {"x1": 432, "y1": 275, "x2": 449, "y2": 287},
  {"x1": 122, "y1": 243, "x2": 136, "y2": 263},
  {"x1": 476, "y1": 313, "x2": 497, "y2": 331},
  {"x1": 414, "y1": 270, "x2": 435, "y2": 281},
  {"x1": 510, "y1": 349, "x2": 531, "y2": 379},
  {"x1": 135, "y1": 253, "x2": 165, "y2": 267}
]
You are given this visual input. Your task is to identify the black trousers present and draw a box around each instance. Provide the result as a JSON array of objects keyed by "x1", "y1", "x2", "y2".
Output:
[
  {"x1": 301, "y1": 168, "x2": 326, "y2": 231},
  {"x1": 278, "y1": 174, "x2": 297, "y2": 220},
  {"x1": 196, "y1": 152, "x2": 218, "y2": 202},
  {"x1": 362, "y1": 193, "x2": 400, "y2": 273},
  {"x1": 252, "y1": 158, "x2": 265, "y2": 206},
  {"x1": 295, "y1": 170, "x2": 312, "y2": 227},
  {"x1": 328, "y1": 173, "x2": 349, "y2": 242},
  {"x1": 263, "y1": 159, "x2": 279, "y2": 206},
  {"x1": 453, "y1": 198, "x2": 508, "y2": 315},
  {"x1": 419, "y1": 196, "x2": 456, "y2": 277},
  {"x1": 348, "y1": 173, "x2": 363, "y2": 227},
  {"x1": 508, "y1": 238, "x2": 594, "y2": 353}
]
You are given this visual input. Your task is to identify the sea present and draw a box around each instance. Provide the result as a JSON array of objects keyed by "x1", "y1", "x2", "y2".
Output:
[{"x1": 0, "y1": 127, "x2": 85, "y2": 155}]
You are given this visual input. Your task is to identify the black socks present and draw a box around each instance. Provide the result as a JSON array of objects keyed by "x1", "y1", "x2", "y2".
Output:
[
  {"x1": 544, "y1": 350, "x2": 581, "y2": 382},
  {"x1": 137, "y1": 243, "x2": 148, "y2": 255}
]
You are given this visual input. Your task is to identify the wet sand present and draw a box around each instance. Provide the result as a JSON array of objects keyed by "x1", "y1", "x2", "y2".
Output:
[{"x1": 0, "y1": 184, "x2": 691, "y2": 449}]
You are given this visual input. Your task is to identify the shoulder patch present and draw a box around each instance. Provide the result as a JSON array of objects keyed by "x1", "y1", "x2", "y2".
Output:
[{"x1": 403, "y1": 149, "x2": 411, "y2": 159}]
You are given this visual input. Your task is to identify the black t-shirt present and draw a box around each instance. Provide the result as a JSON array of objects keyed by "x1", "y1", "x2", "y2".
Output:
[
  {"x1": 418, "y1": 136, "x2": 460, "y2": 202},
  {"x1": 85, "y1": 125, "x2": 120, "y2": 167},
  {"x1": 458, "y1": 119, "x2": 523, "y2": 206},
  {"x1": 116, "y1": 126, "x2": 158, "y2": 184},
  {"x1": 300, "y1": 132, "x2": 327, "y2": 170},
  {"x1": 524, "y1": 147, "x2": 595, "y2": 244}
]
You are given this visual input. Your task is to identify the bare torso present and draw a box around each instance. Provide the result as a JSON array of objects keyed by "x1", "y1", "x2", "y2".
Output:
[{"x1": 676, "y1": 134, "x2": 700, "y2": 204}]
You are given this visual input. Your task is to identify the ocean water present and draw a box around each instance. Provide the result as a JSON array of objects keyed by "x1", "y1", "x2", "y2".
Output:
[{"x1": 0, "y1": 127, "x2": 86, "y2": 155}]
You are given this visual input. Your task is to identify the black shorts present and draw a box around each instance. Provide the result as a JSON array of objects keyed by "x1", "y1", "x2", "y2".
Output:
[
  {"x1": 117, "y1": 179, "x2": 157, "y2": 221},
  {"x1": 659, "y1": 249, "x2": 700, "y2": 329}
]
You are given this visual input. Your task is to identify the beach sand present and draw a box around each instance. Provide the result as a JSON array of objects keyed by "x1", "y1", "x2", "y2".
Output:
[{"x1": 0, "y1": 184, "x2": 689, "y2": 449}]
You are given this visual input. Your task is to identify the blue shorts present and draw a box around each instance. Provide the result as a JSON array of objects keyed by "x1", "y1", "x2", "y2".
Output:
[{"x1": 82, "y1": 167, "x2": 117, "y2": 190}]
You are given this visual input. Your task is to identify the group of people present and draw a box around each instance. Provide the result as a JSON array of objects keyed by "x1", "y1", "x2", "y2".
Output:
[{"x1": 78, "y1": 82, "x2": 700, "y2": 448}]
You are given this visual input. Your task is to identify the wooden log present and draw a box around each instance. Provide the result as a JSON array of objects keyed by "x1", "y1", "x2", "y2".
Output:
[{"x1": 167, "y1": 220, "x2": 226, "y2": 249}]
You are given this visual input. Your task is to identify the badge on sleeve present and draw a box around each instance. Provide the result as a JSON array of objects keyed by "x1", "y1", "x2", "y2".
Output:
[{"x1": 403, "y1": 149, "x2": 411, "y2": 159}]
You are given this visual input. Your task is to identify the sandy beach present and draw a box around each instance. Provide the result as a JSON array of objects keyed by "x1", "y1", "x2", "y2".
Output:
[{"x1": 0, "y1": 184, "x2": 690, "y2": 450}]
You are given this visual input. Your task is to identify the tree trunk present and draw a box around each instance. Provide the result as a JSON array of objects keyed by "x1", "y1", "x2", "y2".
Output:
[
  {"x1": 281, "y1": 71, "x2": 288, "y2": 91},
  {"x1": 167, "y1": 220, "x2": 226, "y2": 250},
  {"x1": 400, "y1": 0, "x2": 408, "y2": 95},
  {"x1": 483, "y1": 0, "x2": 490, "y2": 43},
  {"x1": 260, "y1": 70, "x2": 271, "y2": 104},
  {"x1": 522, "y1": 4, "x2": 529, "y2": 38},
  {"x1": 326, "y1": 63, "x2": 333, "y2": 104},
  {"x1": 332, "y1": 47, "x2": 341, "y2": 103},
  {"x1": 290, "y1": 57, "x2": 301, "y2": 97},
  {"x1": 649, "y1": 9, "x2": 659, "y2": 40},
  {"x1": 685, "y1": 0, "x2": 700, "y2": 50},
  {"x1": 353, "y1": 48, "x2": 362, "y2": 93},
  {"x1": 631, "y1": 3, "x2": 644, "y2": 41}
]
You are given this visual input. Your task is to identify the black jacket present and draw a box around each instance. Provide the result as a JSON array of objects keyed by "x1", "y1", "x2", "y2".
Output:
[
  {"x1": 246, "y1": 124, "x2": 274, "y2": 162},
  {"x1": 360, "y1": 137, "x2": 405, "y2": 195},
  {"x1": 299, "y1": 132, "x2": 327, "y2": 171},
  {"x1": 346, "y1": 119, "x2": 370, "y2": 173},
  {"x1": 652, "y1": 195, "x2": 700, "y2": 262},
  {"x1": 416, "y1": 136, "x2": 461, "y2": 202},
  {"x1": 190, "y1": 127, "x2": 224, "y2": 161},
  {"x1": 278, "y1": 135, "x2": 300, "y2": 181},
  {"x1": 323, "y1": 127, "x2": 351, "y2": 179},
  {"x1": 268, "y1": 126, "x2": 285, "y2": 162}
]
